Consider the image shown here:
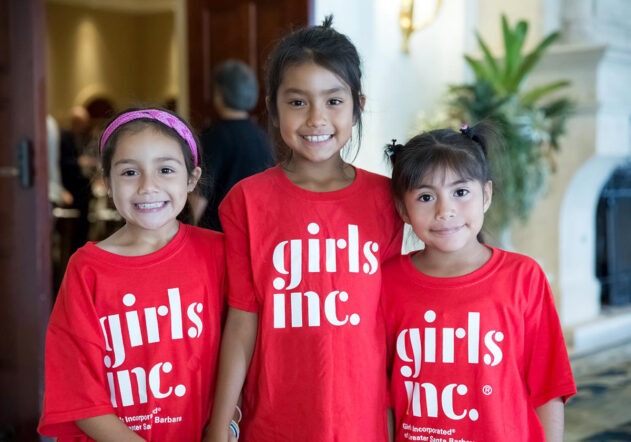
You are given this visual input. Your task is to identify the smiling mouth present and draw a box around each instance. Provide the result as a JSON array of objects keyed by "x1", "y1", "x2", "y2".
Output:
[
  {"x1": 303, "y1": 134, "x2": 332, "y2": 142},
  {"x1": 432, "y1": 225, "x2": 463, "y2": 235},
  {"x1": 136, "y1": 202, "x2": 167, "y2": 210}
]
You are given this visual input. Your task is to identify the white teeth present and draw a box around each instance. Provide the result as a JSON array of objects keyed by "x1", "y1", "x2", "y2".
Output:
[
  {"x1": 137, "y1": 202, "x2": 164, "y2": 209},
  {"x1": 304, "y1": 134, "x2": 331, "y2": 142}
]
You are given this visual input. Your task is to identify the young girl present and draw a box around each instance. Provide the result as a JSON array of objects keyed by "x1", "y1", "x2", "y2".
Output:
[
  {"x1": 206, "y1": 16, "x2": 403, "y2": 442},
  {"x1": 382, "y1": 121, "x2": 577, "y2": 442},
  {"x1": 38, "y1": 108, "x2": 225, "y2": 441}
]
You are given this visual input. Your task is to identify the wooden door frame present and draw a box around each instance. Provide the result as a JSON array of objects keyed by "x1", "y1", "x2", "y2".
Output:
[{"x1": 0, "y1": 0, "x2": 51, "y2": 440}]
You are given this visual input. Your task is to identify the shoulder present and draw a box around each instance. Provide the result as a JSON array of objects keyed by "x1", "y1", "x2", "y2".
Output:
[
  {"x1": 353, "y1": 168, "x2": 398, "y2": 210},
  {"x1": 57, "y1": 243, "x2": 105, "y2": 292},
  {"x1": 494, "y1": 248, "x2": 541, "y2": 268},
  {"x1": 382, "y1": 253, "x2": 407, "y2": 273},
  {"x1": 65, "y1": 242, "x2": 99, "y2": 266},
  {"x1": 180, "y1": 224, "x2": 226, "y2": 267},
  {"x1": 381, "y1": 254, "x2": 414, "y2": 309},
  {"x1": 356, "y1": 167, "x2": 391, "y2": 186},
  {"x1": 184, "y1": 224, "x2": 224, "y2": 246},
  {"x1": 490, "y1": 248, "x2": 547, "y2": 282},
  {"x1": 354, "y1": 168, "x2": 393, "y2": 198},
  {"x1": 219, "y1": 168, "x2": 278, "y2": 216}
]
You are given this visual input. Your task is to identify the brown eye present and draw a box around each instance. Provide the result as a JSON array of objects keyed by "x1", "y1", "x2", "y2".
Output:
[{"x1": 455, "y1": 188, "x2": 469, "y2": 197}]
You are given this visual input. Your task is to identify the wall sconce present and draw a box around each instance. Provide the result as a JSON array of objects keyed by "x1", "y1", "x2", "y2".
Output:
[{"x1": 400, "y1": 0, "x2": 444, "y2": 53}]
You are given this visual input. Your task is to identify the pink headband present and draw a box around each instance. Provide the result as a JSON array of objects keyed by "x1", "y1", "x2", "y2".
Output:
[{"x1": 99, "y1": 109, "x2": 199, "y2": 166}]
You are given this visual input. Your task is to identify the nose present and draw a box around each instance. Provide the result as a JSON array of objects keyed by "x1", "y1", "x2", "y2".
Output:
[
  {"x1": 436, "y1": 198, "x2": 455, "y2": 220},
  {"x1": 306, "y1": 104, "x2": 327, "y2": 127},
  {"x1": 138, "y1": 173, "x2": 159, "y2": 194}
]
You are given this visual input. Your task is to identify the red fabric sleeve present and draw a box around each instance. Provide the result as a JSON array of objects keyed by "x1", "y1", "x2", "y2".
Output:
[
  {"x1": 381, "y1": 212, "x2": 404, "y2": 262},
  {"x1": 219, "y1": 185, "x2": 259, "y2": 313},
  {"x1": 523, "y1": 266, "x2": 577, "y2": 407},
  {"x1": 38, "y1": 258, "x2": 115, "y2": 437}
]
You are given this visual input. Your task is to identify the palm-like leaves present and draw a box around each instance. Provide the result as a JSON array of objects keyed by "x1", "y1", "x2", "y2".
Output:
[
  {"x1": 448, "y1": 15, "x2": 574, "y2": 235},
  {"x1": 465, "y1": 16, "x2": 561, "y2": 96}
]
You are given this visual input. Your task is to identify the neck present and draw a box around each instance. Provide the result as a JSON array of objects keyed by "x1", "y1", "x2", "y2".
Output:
[
  {"x1": 97, "y1": 220, "x2": 180, "y2": 256},
  {"x1": 412, "y1": 242, "x2": 491, "y2": 278},
  {"x1": 282, "y1": 156, "x2": 355, "y2": 192}
]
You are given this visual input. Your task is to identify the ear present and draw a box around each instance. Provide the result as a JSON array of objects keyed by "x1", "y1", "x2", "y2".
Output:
[
  {"x1": 188, "y1": 167, "x2": 202, "y2": 192},
  {"x1": 395, "y1": 198, "x2": 411, "y2": 224},
  {"x1": 483, "y1": 180, "x2": 493, "y2": 213},
  {"x1": 104, "y1": 177, "x2": 112, "y2": 197},
  {"x1": 354, "y1": 94, "x2": 366, "y2": 126}
]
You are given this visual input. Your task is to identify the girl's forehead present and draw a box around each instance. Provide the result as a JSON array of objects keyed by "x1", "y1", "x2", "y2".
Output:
[
  {"x1": 420, "y1": 166, "x2": 464, "y2": 183},
  {"x1": 113, "y1": 128, "x2": 183, "y2": 161},
  {"x1": 279, "y1": 61, "x2": 350, "y2": 92}
]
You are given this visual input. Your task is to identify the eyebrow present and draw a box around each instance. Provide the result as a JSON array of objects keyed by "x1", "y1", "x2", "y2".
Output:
[
  {"x1": 113, "y1": 156, "x2": 183, "y2": 167},
  {"x1": 417, "y1": 178, "x2": 472, "y2": 188},
  {"x1": 281, "y1": 86, "x2": 349, "y2": 96}
]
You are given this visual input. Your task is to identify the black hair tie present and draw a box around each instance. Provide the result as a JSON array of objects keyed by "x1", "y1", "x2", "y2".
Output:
[
  {"x1": 460, "y1": 124, "x2": 487, "y2": 156},
  {"x1": 385, "y1": 139, "x2": 404, "y2": 158},
  {"x1": 460, "y1": 124, "x2": 473, "y2": 139}
]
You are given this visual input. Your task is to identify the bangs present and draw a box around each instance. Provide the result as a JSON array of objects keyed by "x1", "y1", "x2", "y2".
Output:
[{"x1": 399, "y1": 145, "x2": 485, "y2": 192}]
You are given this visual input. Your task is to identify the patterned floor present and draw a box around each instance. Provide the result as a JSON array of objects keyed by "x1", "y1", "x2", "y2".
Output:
[{"x1": 565, "y1": 341, "x2": 631, "y2": 441}]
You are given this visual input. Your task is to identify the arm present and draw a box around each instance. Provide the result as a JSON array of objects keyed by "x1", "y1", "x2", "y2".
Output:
[
  {"x1": 524, "y1": 264, "x2": 575, "y2": 442},
  {"x1": 535, "y1": 397, "x2": 564, "y2": 442},
  {"x1": 204, "y1": 307, "x2": 258, "y2": 442},
  {"x1": 76, "y1": 414, "x2": 145, "y2": 442}
]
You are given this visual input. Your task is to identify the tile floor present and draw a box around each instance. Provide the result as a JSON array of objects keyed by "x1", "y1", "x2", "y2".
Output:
[{"x1": 565, "y1": 340, "x2": 631, "y2": 441}]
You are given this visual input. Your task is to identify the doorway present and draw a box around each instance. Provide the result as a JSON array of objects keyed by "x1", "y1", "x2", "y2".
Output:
[{"x1": 46, "y1": 0, "x2": 183, "y2": 290}]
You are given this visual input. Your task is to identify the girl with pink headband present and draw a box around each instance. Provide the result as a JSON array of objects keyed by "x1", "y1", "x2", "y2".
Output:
[{"x1": 39, "y1": 107, "x2": 227, "y2": 442}]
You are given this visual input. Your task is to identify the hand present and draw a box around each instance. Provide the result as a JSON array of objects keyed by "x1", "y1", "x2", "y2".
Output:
[
  {"x1": 61, "y1": 189, "x2": 74, "y2": 206},
  {"x1": 76, "y1": 414, "x2": 146, "y2": 442},
  {"x1": 202, "y1": 429, "x2": 235, "y2": 442}
]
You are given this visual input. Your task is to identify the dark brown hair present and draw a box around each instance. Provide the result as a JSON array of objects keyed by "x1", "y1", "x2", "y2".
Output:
[{"x1": 389, "y1": 120, "x2": 503, "y2": 203}]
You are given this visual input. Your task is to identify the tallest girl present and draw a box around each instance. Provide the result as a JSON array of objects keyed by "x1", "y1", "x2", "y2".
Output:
[{"x1": 207, "y1": 16, "x2": 403, "y2": 442}]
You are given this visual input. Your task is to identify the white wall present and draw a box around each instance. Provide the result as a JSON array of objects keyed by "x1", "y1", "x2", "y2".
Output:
[{"x1": 476, "y1": 0, "x2": 545, "y2": 50}]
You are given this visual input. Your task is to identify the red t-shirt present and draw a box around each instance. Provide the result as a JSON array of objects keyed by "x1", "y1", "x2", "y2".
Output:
[
  {"x1": 382, "y1": 247, "x2": 577, "y2": 442},
  {"x1": 219, "y1": 166, "x2": 403, "y2": 441},
  {"x1": 38, "y1": 223, "x2": 225, "y2": 442}
]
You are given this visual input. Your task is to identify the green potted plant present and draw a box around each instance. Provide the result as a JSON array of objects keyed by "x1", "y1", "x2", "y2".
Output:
[{"x1": 422, "y1": 15, "x2": 574, "y2": 243}]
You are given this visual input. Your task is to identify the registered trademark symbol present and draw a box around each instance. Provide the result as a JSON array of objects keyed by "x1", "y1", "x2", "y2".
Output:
[{"x1": 482, "y1": 385, "x2": 493, "y2": 395}]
